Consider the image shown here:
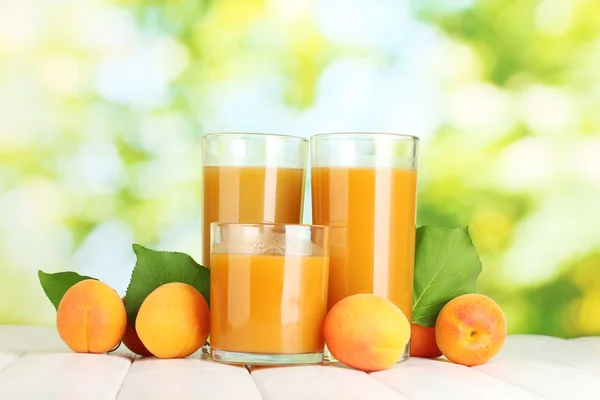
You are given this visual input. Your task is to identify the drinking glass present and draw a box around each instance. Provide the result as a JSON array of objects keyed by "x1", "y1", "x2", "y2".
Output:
[
  {"x1": 311, "y1": 132, "x2": 419, "y2": 362},
  {"x1": 209, "y1": 222, "x2": 329, "y2": 365},
  {"x1": 202, "y1": 133, "x2": 308, "y2": 267}
]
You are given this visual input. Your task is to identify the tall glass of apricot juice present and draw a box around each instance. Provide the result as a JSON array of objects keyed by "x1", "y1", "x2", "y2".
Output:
[
  {"x1": 209, "y1": 223, "x2": 330, "y2": 365},
  {"x1": 202, "y1": 133, "x2": 308, "y2": 268},
  {"x1": 311, "y1": 132, "x2": 419, "y2": 362}
]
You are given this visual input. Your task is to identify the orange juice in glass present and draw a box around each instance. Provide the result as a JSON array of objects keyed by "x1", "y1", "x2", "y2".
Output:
[
  {"x1": 311, "y1": 132, "x2": 418, "y2": 362},
  {"x1": 202, "y1": 133, "x2": 308, "y2": 267},
  {"x1": 210, "y1": 223, "x2": 329, "y2": 365}
]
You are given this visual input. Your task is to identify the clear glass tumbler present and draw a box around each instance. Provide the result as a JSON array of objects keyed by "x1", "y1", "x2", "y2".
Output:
[
  {"x1": 202, "y1": 133, "x2": 308, "y2": 268},
  {"x1": 209, "y1": 222, "x2": 329, "y2": 365},
  {"x1": 311, "y1": 132, "x2": 419, "y2": 362}
]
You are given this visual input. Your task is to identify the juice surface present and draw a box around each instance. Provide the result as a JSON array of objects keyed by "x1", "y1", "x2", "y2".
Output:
[
  {"x1": 311, "y1": 167, "x2": 417, "y2": 321},
  {"x1": 210, "y1": 253, "x2": 328, "y2": 354},
  {"x1": 202, "y1": 166, "x2": 305, "y2": 266}
]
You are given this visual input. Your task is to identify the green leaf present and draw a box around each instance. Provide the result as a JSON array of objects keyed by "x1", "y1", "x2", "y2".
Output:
[
  {"x1": 412, "y1": 225, "x2": 482, "y2": 327},
  {"x1": 125, "y1": 244, "x2": 210, "y2": 324},
  {"x1": 38, "y1": 270, "x2": 98, "y2": 309}
]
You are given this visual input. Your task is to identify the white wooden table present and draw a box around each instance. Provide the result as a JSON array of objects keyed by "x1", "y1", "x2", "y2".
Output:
[{"x1": 0, "y1": 325, "x2": 598, "y2": 399}]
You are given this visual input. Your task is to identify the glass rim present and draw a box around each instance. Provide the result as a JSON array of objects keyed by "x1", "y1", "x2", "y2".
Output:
[
  {"x1": 310, "y1": 132, "x2": 419, "y2": 141},
  {"x1": 203, "y1": 132, "x2": 309, "y2": 143},
  {"x1": 210, "y1": 222, "x2": 329, "y2": 231}
]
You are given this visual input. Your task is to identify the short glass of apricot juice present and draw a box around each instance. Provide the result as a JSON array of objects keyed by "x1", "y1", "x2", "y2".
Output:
[{"x1": 209, "y1": 222, "x2": 329, "y2": 365}]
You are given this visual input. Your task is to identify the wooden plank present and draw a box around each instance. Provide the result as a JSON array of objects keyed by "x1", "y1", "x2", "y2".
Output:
[
  {"x1": 492, "y1": 335, "x2": 572, "y2": 362},
  {"x1": 568, "y1": 336, "x2": 600, "y2": 354},
  {"x1": 563, "y1": 337, "x2": 600, "y2": 375},
  {"x1": 475, "y1": 359, "x2": 600, "y2": 400},
  {"x1": 492, "y1": 335, "x2": 600, "y2": 376},
  {"x1": 0, "y1": 325, "x2": 66, "y2": 374},
  {"x1": 371, "y1": 357, "x2": 543, "y2": 400},
  {"x1": 0, "y1": 325, "x2": 64, "y2": 354},
  {"x1": 0, "y1": 354, "x2": 20, "y2": 372},
  {"x1": 117, "y1": 357, "x2": 262, "y2": 400},
  {"x1": 251, "y1": 365, "x2": 407, "y2": 400},
  {"x1": 0, "y1": 353, "x2": 131, "y2": 400}
]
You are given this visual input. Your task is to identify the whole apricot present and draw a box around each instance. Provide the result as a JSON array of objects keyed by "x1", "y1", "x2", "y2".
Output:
[
  {"x1": 56, "y1": 279, "x2": 127, "y2": 353},
  {"x1": 323, "y1": 294, "x2": 410, "y2": 372},
  {"x1": 136, "y1": 282, "x2": 209, "y2": 359},
  {"x1": 121, "y1": 298, "x2": 153, "y2": 357},
  {"x1": 410, "y1": 323, "x2": 442, "y2": 358},
  {"x1": 435, "y1": 293, "x2": 506, "y2": 366}
]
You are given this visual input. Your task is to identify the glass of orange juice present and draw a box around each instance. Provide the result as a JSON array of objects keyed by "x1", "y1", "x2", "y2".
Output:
[
  {"x1": 311, "y1": 132, "x2": 418, "y2": 362},
  {"x1": 202, "y1": 133, "x2": 308, "y2": 268},
  {"x1": 209, "y1": 222, "x2": 329, "y2": 365}
]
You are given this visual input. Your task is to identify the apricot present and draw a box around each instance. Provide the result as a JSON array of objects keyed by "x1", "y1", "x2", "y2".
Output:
[
  {"x1": 121, "y1": 298, "x2": 153, "y2": 357},
  {"x1": 136, "y1": 282, "x2": 209, "y2": 359},
  {"x1": 435, "y1": 293, "x2": 506, "y2": 366},
  {"x1": 410, "y1": 323, "x2": 442, "y2": 358},
  {"x1": 56, "y1": 279, "x2": 127, "y2": 353},
  {"x1": 323, "y1": 294, "x2": 410, "y2": 372}
]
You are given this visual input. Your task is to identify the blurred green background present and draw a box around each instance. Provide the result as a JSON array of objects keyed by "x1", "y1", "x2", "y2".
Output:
[{"x1": 1, "y1": 0, "x2": 599, "y2": 337}]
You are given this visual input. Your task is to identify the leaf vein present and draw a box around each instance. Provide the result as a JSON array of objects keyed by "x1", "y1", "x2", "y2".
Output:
[{"x1": 413, "y1": 233, "x2": 465, "y2": 309}]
